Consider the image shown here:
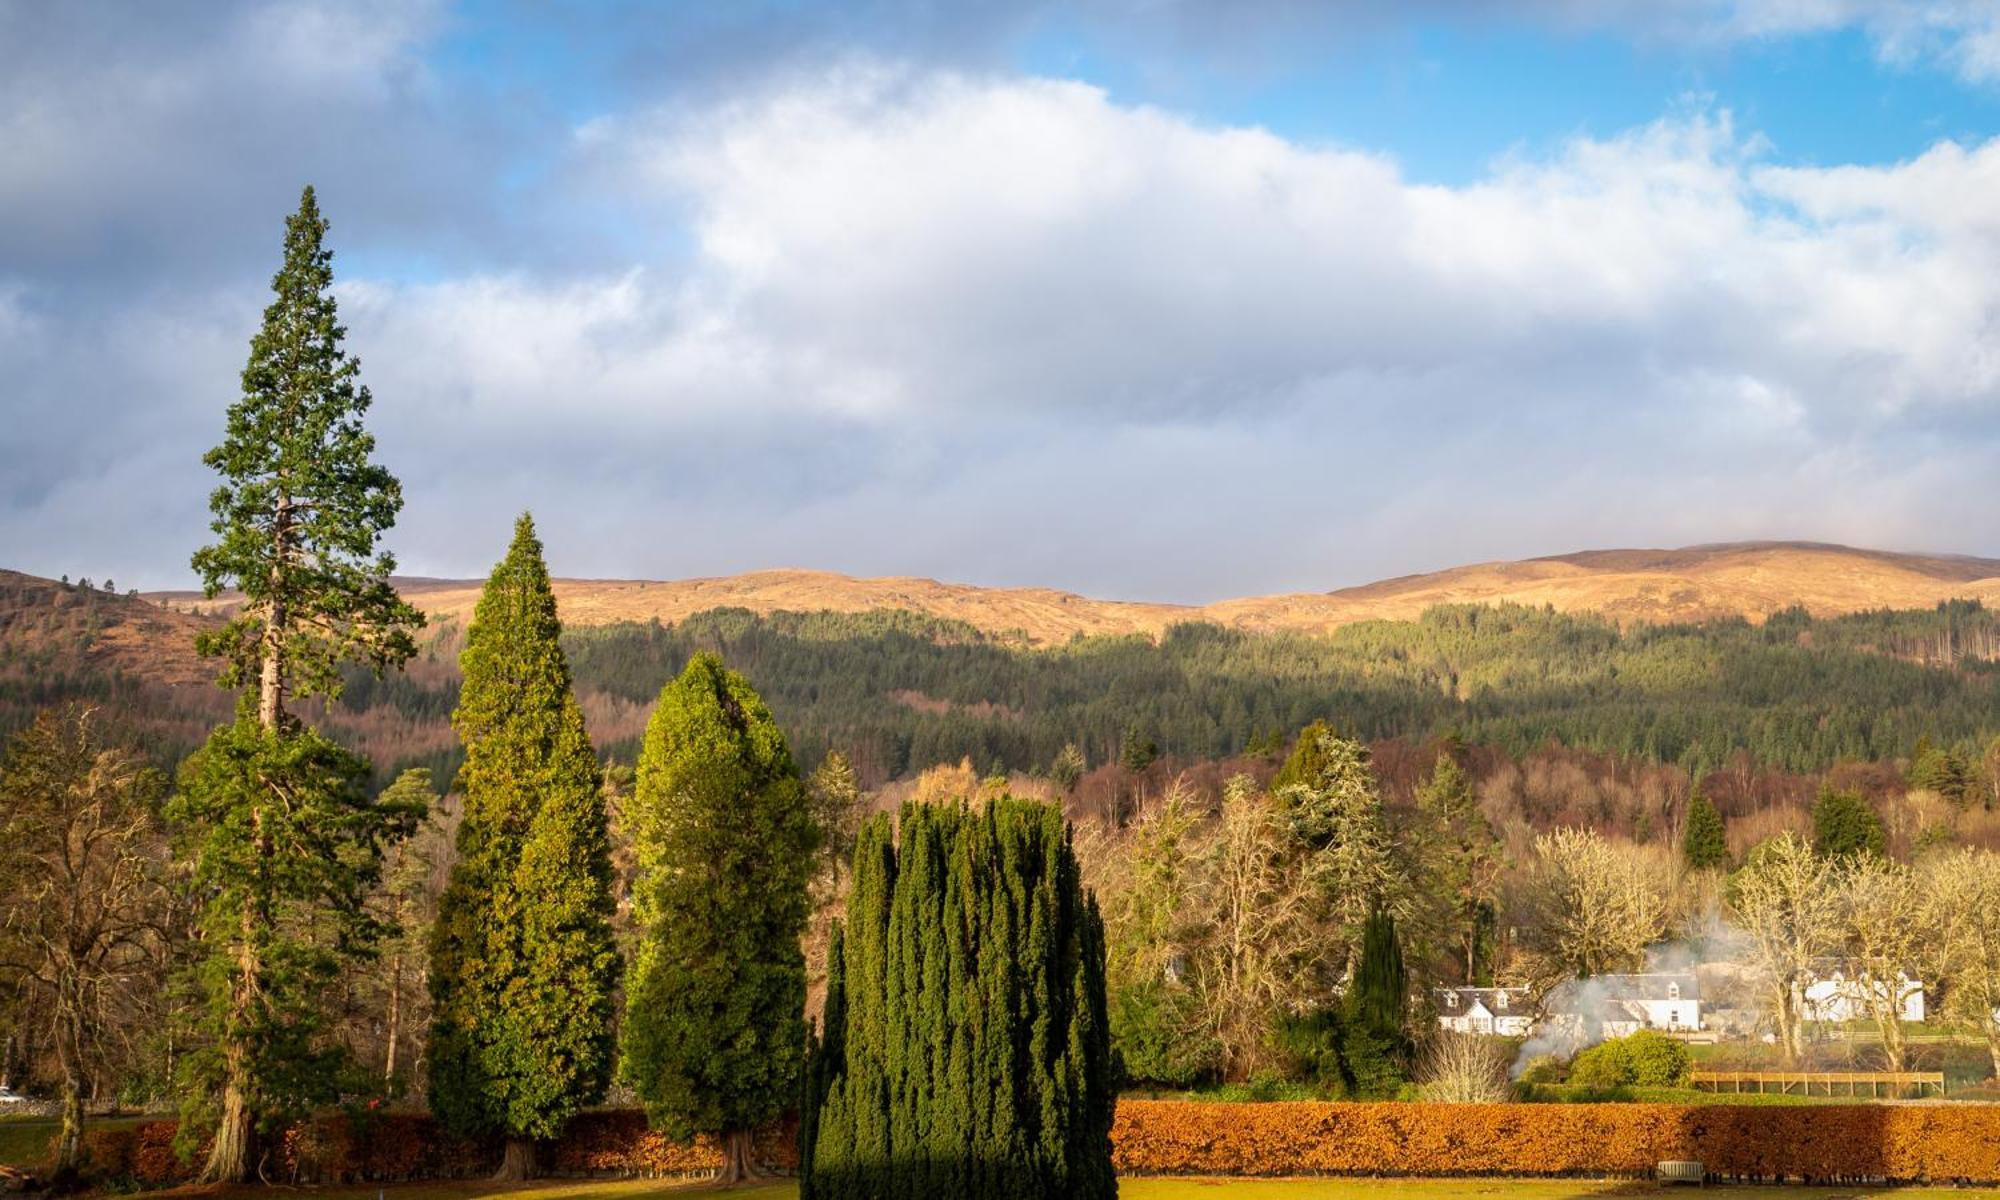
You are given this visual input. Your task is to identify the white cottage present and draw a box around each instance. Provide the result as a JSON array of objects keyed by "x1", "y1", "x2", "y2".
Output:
[
  {"x1": 1544, "y1": 973, "x2": 1702, "y2": 1037},
  {"x1": 1799, "y1": 966, "x2": 1926, "y2": 1024},
  {"x1": 1434, "y1": 986, "x2": 1535, "y2": 1036}
]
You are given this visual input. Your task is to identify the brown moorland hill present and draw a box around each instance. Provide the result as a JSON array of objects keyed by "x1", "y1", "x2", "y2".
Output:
[
  {"x1": 138, "y1": 540, "x2": 2000, "y2": 648},
  {"x1": 0, "y1": 569, "x2": 214, "y2": 685}
]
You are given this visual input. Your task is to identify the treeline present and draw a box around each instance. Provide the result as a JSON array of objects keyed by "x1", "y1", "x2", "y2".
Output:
[{"x1": 556, "y1": 600, "x2": 2000, "y2": 784}]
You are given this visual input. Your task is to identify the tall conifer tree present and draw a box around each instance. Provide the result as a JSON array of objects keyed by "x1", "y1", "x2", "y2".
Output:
[
  {"x1": 428, "y1": 515, "x2": 618, "y2": 1180},
  {"x1": 802, "y1": 800, "x2": 1114, "y2": 1200},
  {"x1": 191, "y1": 185, "x2": 421, "y2": 729},
  {"x1": 621, "y1": 653, "x2": 819, "y2": 1185},
  {"x1": 179, "y1": 186, "x2": 422, "y2": 1183}
]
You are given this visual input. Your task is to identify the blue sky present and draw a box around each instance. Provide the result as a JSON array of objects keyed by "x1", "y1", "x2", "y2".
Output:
[{"x1": 7, "y1": 1, "x2": 2000, "y2": 600}]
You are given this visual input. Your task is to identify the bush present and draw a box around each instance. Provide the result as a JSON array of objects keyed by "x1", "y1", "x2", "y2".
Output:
[
  {"x1": 1569, "y1": 1031, "x2": 1692, "y2": 1091},
  {"x1": 1516, "y1": 1054, "x2": 1566, "y2": 1085},
  {"x1": 1266, "y1": 1007, "x2": 1347, "y2": 1094},
  {"x1": 1115, "y1": 980, "x2": 1222, "y2": 1089},
  {"x1": 1417, "y1": 1034, "x2": 1511, "y2": 1103}
]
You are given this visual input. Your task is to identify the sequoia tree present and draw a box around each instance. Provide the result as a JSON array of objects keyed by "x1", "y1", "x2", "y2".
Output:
[
  {"x1": 428, "y1": 516, "x2": 618, "y2": 1180},
  {"x1": 802, "y1": 800, "x2": 1115, "y2": 1200},
  {"x1": 190, "y1": 185, "x2": 421, "y2": 729},
  {"x1": 181, "y1": 185, "x2": 423, "y2": 1183},
  {"x1": 621, "y1": 654, "x2": 819, "y2": 1185}
]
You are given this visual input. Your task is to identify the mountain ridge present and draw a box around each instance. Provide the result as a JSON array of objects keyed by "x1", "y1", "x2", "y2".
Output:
[{"x1": 126, "y1": 539, "x2": 2000, "y2": 650}]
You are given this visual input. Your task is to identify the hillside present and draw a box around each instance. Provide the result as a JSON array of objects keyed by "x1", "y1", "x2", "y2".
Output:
[
  {"x1": 147, "y1": 541, "x2": 2000, "y2": 646},
  {"x1": 16, "y1": 549, "x2": 2000, "y2": 789}
]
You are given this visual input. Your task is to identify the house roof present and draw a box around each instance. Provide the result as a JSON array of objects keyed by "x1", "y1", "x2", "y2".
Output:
[
  {"x1": 1545, "y1": 972, "x2": 1699, "y2": 1010},
  {"x1": 1435, "y1": 986, "x2": 1530, "y2": 1013}
]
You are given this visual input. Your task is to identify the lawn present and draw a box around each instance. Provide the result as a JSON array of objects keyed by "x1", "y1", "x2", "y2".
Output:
[{"x1": 191, "y1": 1178, "x2": 2000, "y2": 1200}]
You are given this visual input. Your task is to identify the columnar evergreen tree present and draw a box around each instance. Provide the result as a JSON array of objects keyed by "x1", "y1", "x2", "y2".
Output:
[
  {"x1": 428, "y1": 516, "x2": 618, "y2": 1181},
  {"x1": 1682, "y1": 782, "x2": 1730, "y2": 871},
  {"x1": 180, "y1": 185, "x2": 423, "y2": 1183},
  {"x1": 802, "y1": 800, "x2": 1115, "y2": 1200},
  {"x1": 1341, "y1": 907, "x2": 1408, "y2": 1098},
  {"x1": 621, "y1": 654, "x2": 819, "y2": 1185}
]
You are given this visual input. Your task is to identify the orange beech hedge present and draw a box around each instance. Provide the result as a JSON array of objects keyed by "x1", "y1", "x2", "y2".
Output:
[
  {"x1": 64, "y1": 1102, "x2": 2000, "y2": 1187},
  {"x1": 1111, "y1": 1101, "x2": 2000, "y2": 1183}
]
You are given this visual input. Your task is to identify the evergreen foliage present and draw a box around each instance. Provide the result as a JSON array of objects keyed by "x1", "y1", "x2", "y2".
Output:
[
  {"x1": 1275, "y1": 727, "x2": 1397, "y2": 969},
  {"x1": 1682, "y1": 783, "x2": 1730, "y2": 870},
  {"x1": 428, "y1": 516, "x2": 618, "y2": 1171},
  {"x1": 170, "y1": 712, "x2": 420, "y2": 1166},
  {"x1": 801, "y1": 800, "x2": 1115, "y2": 1200},
  {"x1": 1341, "y1": 907, "x2": 1408, "y2": 1098},
  {"x1": 621, "y1": 653, "x2": 818, "y2": 1182},
  {"x1": 1909, "y1": 743, "x2": 1977, "y2": 807},
  {"x1": 1412, "y1": 751, "x2": 1500, "y2": 983},
  {"x1": 189, "y1": 186, "x2": 421, "y2": 725},
  {"x1": 1813, "y1": 786, "x2": 1887, "y2": 860}
]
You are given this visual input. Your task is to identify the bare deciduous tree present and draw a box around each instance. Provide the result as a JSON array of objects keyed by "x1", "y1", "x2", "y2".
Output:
[
  {"x1": 0, "y1": 708, "x2": 169, "y2": 1176},
  {"x1": 1519, "y1": 827, "x2": 1676, "y2": 985},
  {"x1": 1834, "y1": 855, "x2": 1929, "y2": 1073},
  {"x1": 1728, "y1": 832, "x2": 1839, "y2": 1065},
  {"x1": 1920, "y1": 848, "x2": 2000, "y2": 1080}
]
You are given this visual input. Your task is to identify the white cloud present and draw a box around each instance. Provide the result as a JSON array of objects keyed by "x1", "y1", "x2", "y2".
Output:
[{"x1": 272, "y1": 69, "x2": 2000, "y2": 597}]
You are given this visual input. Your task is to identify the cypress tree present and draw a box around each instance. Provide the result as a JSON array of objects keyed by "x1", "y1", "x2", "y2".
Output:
[
  {"x1": 621, "y1": 653, "x2": 819, "y2": 1185},
  {"x1": 802, "y1": 800, "x2": 1114, "y2": 1200},
  {"x1": 1341, "y1": 907, "x2": 1407, "y2": 1098},
  {"x1": 1682, "y1": 782, "x2": 1730, "y2": 870},
  {"x1": 428, "y1": 515, "x2": 618, "y2": 1180},
  {"x1": 180, "y1": 185, "x2": 422, "y2": 1183}
]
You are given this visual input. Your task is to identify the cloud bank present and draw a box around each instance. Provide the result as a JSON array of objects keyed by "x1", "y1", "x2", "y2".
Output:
[{"x1": 5, "y1": 5, "x2": 2000, "y2": 600}]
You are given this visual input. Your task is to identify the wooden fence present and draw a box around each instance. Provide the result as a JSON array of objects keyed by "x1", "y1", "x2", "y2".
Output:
[{"x1": 1690, "y1": 1070, "x2": 1946, "y2": 1098}]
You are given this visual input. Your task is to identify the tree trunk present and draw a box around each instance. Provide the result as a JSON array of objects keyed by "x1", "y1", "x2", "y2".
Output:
[
  {"x1": 258, "y1": 500, "x2": 290, "y2": 730},
  {"x1": 200, "y1": 1080, "x2": 253, "y2": 1184},
  {"x1": 714, "y1": 1128, "x2": 760, "y2": 1187},
  {"x1": 494, "y1": 1137, "x2": 536, "y2": 1182},
  {"x1": 383, "y1": 950, "x2": 402, "y2": 1089},
  {"x1": 55, "y1": 1077, "x2": 82, "y2": 1177}
]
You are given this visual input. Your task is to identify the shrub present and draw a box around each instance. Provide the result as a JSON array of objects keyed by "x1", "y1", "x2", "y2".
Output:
[
  {"x1": 1516, "y1": 1054, "x2": 1566, "y2": 1085},
  {"x1": 1417, "y1": 1033, "x2": 1511, "y2": 1103},
  {"x1": 1115, "y1": 980, "x2": 1222, "y2": 1089},
  {"x1": 1570, "y1": 1031, "x2": 1691, "y2": 1091},
  {"x1": 1266, "y1": 1007, "x2": 1347, "y2": 1094}
]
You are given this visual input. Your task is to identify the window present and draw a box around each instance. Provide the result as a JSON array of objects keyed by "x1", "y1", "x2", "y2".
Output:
[
  {"x1": 1667, "y1": 982, "x2": 1680, "y2": 1000},
  {"x1": 1495, "y1": 991, "x2": 1509, "y2": 1011},
  {"x1": 1445, "y1": 992, "x2": 1458, "y2": 1009}
]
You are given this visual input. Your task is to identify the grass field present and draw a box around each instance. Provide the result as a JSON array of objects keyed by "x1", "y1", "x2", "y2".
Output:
[{"x1": 186, "y1": 1178, "x2": 2000, "y2": 1200}]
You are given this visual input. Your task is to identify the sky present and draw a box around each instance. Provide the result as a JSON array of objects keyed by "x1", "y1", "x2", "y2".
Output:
[{"x1": 7, "y1": 1, "x2": 2000, "y2": 602}]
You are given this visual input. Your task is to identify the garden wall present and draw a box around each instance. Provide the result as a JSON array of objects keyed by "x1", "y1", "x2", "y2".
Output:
[{"x1": 62, "y1": 1101, "x2": 2000, "y2": 1187}]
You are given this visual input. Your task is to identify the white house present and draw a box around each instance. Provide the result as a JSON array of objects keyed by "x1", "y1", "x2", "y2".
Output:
[
  {"x1": 1799, "y1": 965, "x2": 1926, "y2": 1024},
  {"x1": 1435, "y1": 986, "x2": 1535, "y2": 1036},
  {"x1": 1544, "y1": 973, "x2": 1702, "y2": 1038}
]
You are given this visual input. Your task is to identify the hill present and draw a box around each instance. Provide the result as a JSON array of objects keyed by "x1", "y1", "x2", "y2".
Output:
[{"x1": 147, "y1": 541, "x2": 2000, "y2": 645}]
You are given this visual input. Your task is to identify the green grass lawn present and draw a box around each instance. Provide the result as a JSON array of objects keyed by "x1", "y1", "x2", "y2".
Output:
[{"x1": 196, "y1": 1178, "x2": 2000, "y2": 1200}]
